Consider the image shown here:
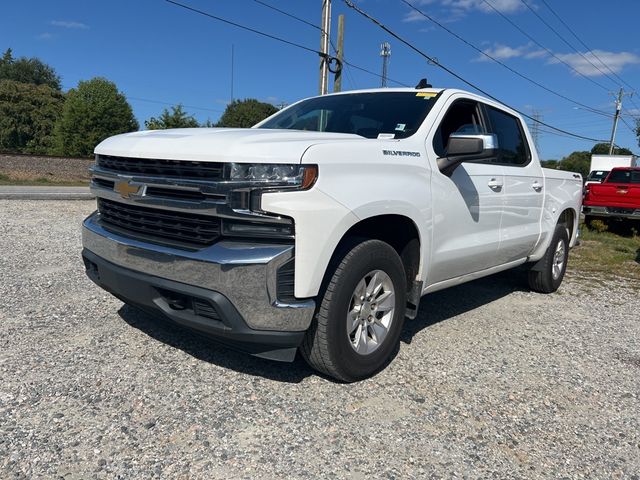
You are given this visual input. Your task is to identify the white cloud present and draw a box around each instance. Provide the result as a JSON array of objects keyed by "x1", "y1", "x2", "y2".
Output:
[
  {"x1": 36, "y1": 32, "x2": 55, "y2": 40},
  {"x1": 403, "y1": 0, "x2": 528, "y2": 23},
  {"x1": 524, "y1": 49, "x2": 547, "y2": 59},
  {"x1": 442, "y1": 0, "x2": 526, "y2": 14},
  {"x1": 477, "y1": 43, "x2": 528, "y2": 61},
  {"x1": 474, "y1": 42, "x2": 548, "y2": 62},
  {"x1": 550, "y1": 50, "x2": 640, "y2": 76},
  {"x1": 50, "y1": 20, "x2": 89, "y2": 29},
  {"x1": 403, "y1": 10, "x2": 428, "y2": 22}
]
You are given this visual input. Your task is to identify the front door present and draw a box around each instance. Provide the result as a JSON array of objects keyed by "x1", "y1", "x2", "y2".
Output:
[{"x1": 426, "y1": 97, "x2": 504, "y2": 285}]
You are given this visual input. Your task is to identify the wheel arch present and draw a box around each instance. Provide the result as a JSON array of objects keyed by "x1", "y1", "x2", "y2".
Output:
[
  {"x1": 557, "y1": 207, "x2": 578, "y2": 247},
  {"x1": 320, "y1": 213, "x2": 424, "y2": 317}
]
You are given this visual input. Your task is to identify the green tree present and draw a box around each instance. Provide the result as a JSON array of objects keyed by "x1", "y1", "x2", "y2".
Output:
[
  {"x1": 53, "y1": 77, "x2": 138, "y2": 157},
  {"x1": 216, "y1": 99, "x2": 278, "y2": 128},
  {"x1": 540, "y1": 159, "x2": 559, "y2": 169},
  {"x1": 0, "y1": 79, "x2": 64, "y2": 153},
  {"x1": 590, "y1": 142, "x2": 632, "y2": 155},
  {"x1": 144, "y1": 104, "x2": 199, "y2": 129},
  {"x1": 557, "y1": 150, "x2": 591, "y2": 178},
  {"x1": 0, "y1": 48, "x2": 61, "y2": 91}
]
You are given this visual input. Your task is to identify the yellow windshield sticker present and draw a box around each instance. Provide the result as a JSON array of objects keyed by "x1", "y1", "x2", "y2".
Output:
[{"x1": 416, "y1": 92, "x2": 437, "y2": 97}]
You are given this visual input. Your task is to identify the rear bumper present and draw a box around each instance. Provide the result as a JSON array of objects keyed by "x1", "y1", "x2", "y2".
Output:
[
  {"x1": 582, "y1": 205, "x2": 640, "y2": 220},
  {"x1": 81, "y1": 212, "x2": 315, "y2": 361}
]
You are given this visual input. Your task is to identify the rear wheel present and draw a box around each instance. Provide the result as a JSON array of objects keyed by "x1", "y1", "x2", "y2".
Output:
[
  {"x1": 300, "y1": 239, "x2": 407, "y2": 382},
  {"x1": 528, "y1": 223, "x2": 569, "y2": 293}
]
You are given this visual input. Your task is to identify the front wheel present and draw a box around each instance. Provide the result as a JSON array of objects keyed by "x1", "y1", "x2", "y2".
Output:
[
  {"x1": 528, "y1": 223, "x2": 569, "y2": 293},
  {"x1": 300, "y1": 239, "x2": 407, "y2": 382}
]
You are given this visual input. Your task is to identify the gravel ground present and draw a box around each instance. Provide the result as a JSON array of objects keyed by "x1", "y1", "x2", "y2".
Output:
[{"x1": 1, "y1": 200, "x2": 638, "y2": 479}]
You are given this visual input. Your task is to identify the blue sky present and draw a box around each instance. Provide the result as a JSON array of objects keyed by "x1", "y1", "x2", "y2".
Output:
[{"x1": 2, "y1": 0, "x2": 639, "y2": 159}]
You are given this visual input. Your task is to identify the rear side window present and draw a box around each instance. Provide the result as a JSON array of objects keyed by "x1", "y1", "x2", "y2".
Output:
[
  {"x1": 606, "y1": 170, "x2": 640, "y2": 184},
  {"x1": 486, "y1": 106, "x2": 530, "y2": 166}
]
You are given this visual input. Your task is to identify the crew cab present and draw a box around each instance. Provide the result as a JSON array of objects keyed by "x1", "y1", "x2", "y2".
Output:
[
  {"x1": 583, "y1": 167, "x2": 640, "y2": 227},
  {"x1": 82, "y1": 88, "x2": 582, "y2": 382}
]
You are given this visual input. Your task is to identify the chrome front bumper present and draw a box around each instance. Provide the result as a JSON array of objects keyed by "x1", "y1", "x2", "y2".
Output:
[{"x1": 82, "y1": 212, "x2": 315, "y2": 332}]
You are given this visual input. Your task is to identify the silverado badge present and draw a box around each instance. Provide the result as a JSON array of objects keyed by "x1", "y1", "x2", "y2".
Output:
[{"x1": 114, "y1": 180, "x2": 145, "y2": 199}]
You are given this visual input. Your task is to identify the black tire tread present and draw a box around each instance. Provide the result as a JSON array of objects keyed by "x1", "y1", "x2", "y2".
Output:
[
  {"x1": 528, "y1": 224, "x2": 569, "y2": 294},
  {"x1": 300, "y1": 239, "x2": 402, "y2": 382}
]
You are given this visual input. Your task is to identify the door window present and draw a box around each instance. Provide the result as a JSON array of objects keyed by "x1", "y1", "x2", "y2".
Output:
[
  {"x1": 433, "y1": 100, "x2": 485, "y2": 158},
  {"x1": 486, "y1": 106, "x2": 530, "y2": 166}
]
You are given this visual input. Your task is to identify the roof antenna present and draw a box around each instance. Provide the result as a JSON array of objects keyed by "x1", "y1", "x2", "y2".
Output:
[{"x1": 415, "y1": 78, "x2": 432, "y2": 89}]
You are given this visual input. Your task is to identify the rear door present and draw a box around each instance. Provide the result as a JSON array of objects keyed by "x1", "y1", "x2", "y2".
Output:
[{"x1": 484, "y1": 105, "x2": 544, "y2": 264}]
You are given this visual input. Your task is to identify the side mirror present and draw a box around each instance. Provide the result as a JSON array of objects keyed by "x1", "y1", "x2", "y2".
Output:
[{"x1": 437, "y1": 133, "x2": 499, "y2": 175}]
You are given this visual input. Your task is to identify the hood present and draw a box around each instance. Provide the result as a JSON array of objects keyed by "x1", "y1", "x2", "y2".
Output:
[{"x1": 94, "y1": 128, "x2": 363, "y2": 164}]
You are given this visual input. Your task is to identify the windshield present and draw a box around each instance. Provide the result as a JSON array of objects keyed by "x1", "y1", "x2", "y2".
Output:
[
  {"x1": 606, "y1": 169, "x2": 640, "y2": 184},
  {"x1": 258, "y1": 92, "x2": 439, "y2": 139},
  {"x1": 586, "y1": 170, "x2": 609, "y2": 181}
]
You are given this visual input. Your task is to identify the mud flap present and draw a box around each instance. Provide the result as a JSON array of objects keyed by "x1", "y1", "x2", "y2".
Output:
[{"x1": 405, "y1": 280, "x2": 423, "y2": 320}]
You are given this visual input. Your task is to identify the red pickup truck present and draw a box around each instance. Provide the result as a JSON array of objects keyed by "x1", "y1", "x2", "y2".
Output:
[{"x1": 583, "y1": 167, "x2": 640, "y2": 227}]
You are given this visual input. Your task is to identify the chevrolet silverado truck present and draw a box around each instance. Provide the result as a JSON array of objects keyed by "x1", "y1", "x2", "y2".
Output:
[
  {"x1": 583, "y1": 167, "x2": 640, "y2": 228},
  {"x1": 82, "y1": 88, "x2": 582, "y2": 382}
]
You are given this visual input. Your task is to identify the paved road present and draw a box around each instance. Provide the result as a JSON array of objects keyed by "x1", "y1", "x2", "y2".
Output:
[
  {"x1": 0, "y1": 186, "x2": 93, "y2": 200},
  {"x1": 1, "y1": 200, "x2": 638, "y2": 479}
]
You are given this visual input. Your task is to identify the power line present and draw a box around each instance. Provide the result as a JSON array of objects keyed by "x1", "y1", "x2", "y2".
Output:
[
  {"x1": 399, "y1": 0, "x2": 611, "y2": 117},
  {"x1": 62, "y1": 83, "x2": 223, "y2": 114},
  {"x1": 342, "y1": 58, "x2": 409, "y2": 87},
  {"x1": 619, "y1": 114, "x2": 637, "y2": 136},
  {"x1": 480, "y1": 0, "x2": 608, "y2": 91},
  {"x1": 253, "y1": 0, "x2": 406, "y2": 87},
  {"x1": 518, "y1": 0, "x2": 619, "y2": 87},
  {"x1": 127, "y1": 96, "x2": 223, "y2": 113},
  {"x1": 252, "y1": 0, "x2": 320, "y2": 32},
  {"x1": 175, "y1": 0, "x2": 405, "y2": 88},
  {"x1": 165, "y1": 0, "x2": 322, "y2": 55},
  {"x1": 537, "y1": 0, "x2": 638, "y2": 93},
  {"x1": 343, "y1": 0, "x2": 608, "y2": 142}
]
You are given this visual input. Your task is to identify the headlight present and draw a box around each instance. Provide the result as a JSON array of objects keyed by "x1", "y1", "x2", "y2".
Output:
[{"x1": 226, "y1": 163, "x2": 317, "y2": 189}]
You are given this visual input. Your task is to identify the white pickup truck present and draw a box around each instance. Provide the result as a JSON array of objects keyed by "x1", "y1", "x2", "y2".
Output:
[{"x1": 82, "y1": 88, "x2": 582, "y2": 382}]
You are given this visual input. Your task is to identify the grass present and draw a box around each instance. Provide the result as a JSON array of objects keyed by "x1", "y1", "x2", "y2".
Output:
[
  {"x1": 570, "y1": 222, "x2": 640, "y2": 282},
  {"x1": 0, "y1": 173, "x2": 88, "y2": 187}
]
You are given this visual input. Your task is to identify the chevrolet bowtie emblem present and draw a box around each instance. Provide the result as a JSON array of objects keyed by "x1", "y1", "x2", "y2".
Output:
[{"x1": 114, "y1": 180, "x2": 145, "y2": 199}]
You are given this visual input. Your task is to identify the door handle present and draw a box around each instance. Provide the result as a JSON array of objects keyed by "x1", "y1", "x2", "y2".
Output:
[
  {"x1": 487, "y1": 178, "x2": 503, "y2": 190},
  {"x1": 532, "y1": 181, "x2": 543, "y2": 192}
]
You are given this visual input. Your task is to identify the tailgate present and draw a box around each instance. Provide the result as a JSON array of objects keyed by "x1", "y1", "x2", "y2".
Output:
[{"x1": 587, "y1": 183, "x2": 640, "y2": 207}]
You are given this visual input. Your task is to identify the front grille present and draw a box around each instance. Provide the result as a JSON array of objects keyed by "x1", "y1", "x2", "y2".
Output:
[
  {"x1": 97, "y1": 198, "x2": 220, "y2": 247},
  {"x1": 97, "y1": 155, "x2": 223, "y2": 180}
]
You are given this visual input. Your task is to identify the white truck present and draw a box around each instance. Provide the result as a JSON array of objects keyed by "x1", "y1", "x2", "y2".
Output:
[
  {"x1": 82, "y1": 88, "x2": 582, "y2": 382},
  {"x1": 586, "y1": 154, "x2": 637, "y2": 185}
]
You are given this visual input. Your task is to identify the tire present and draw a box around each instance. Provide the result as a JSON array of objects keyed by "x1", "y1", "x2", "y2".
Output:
[
  {"x1": 300, "y1": 239, "x2": 407, "y2": 382},
  {"x1": 528, "y1": 223, "x2": 569, "y2": 293}
]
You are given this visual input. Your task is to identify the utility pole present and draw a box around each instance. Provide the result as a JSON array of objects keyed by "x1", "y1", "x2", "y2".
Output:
[
  {"x1": 608, "y1": 88, "x2": 633, "y2": 154},
  {"x1": 380, "y1": 42, "x2": 391, "y2": 87},
  {"x1": 333, "y1": 14, "x2": 344, "y2": 93},
  {"x1": 318, "y1": 0, "x2": 331, "y2": 95}
]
